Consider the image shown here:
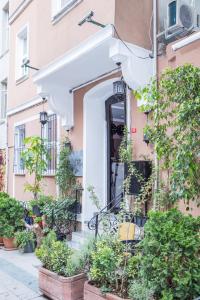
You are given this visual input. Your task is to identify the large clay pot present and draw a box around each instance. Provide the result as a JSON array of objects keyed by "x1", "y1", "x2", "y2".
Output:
[
  {"x1": 84, "y1": 281, "x2": 130, "y2": 300},
  {"x1": 39, "y1": 267, "x2": 86, "y2": 300},
  {"x1": 0, "y1": 237, "x2": 4, "y2": 246},
  {"x1": 3, "y1": 237, "x2": 17, "y2": 250}
]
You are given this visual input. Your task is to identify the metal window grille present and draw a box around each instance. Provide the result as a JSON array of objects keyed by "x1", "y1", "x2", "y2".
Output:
[
  {"x1": 41, "y1": 114, "x2": 57, "y2": 175},
  {"x1": 14, "y1": 124, "x2": 25, "y2": 174}
]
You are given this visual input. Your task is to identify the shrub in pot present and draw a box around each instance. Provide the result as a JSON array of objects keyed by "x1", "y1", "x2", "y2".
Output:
[
  {"x1": 15, "y1": 230, "x2": 36, "y2": 253},
  {"x1": 0, "y1": 195, "x2": 24, "y2": 249},
  {"x1": 35, "y1": 230, "x2": 87, "y2": 300},
  {"x1": 85, "y1": 235, "x2": 134, "y2": 300},
  {"x1": 128, "y1": 209, "x2": 200, "y2": 300},
  {"x1": 3, "y1": 224, "x2": 17, "y2": 250}
]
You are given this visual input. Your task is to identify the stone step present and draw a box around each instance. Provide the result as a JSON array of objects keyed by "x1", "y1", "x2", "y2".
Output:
[{"x1": 68, "y1": 230, "x2": 95, "y2": 251}]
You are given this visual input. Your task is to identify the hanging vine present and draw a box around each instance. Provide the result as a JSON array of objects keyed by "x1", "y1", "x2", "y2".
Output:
[{"x1": 135, "y1": 64, "x2": 200, "y2": 209}]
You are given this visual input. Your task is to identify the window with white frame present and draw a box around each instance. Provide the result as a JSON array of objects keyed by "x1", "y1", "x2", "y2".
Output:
[
  {"x1": 52, "y1": 0, "x2": 79, "y2": 19},
  {"x1": 41, "y1": 114, "x2": 57, "y2": 175},
  {"x1": 1, "y1": 2, "x2": 9, "y2": 54},
  {"x1": 14, "y1": 124, "x2": 25, "y2": 174},
  {"x1": 16, "y1": 25, "x2": 29, "y2": 80},
  {"x1": 0, "y1": 80, "x2": 7, "y2": 121}
]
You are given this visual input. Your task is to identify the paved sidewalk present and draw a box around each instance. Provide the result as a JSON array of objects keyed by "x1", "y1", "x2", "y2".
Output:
[{"x1": 0, "y1": 247, "x2": 47, "y2": 300}]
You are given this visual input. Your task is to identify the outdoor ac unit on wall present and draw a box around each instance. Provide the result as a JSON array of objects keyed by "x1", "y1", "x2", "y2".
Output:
[{"x1": 164, "y1": 0, "x2": 200, "y2": 40}]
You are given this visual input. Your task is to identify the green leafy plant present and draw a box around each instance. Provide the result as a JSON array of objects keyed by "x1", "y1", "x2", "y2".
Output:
[
  {"x1": 136, "y1": 64, "x2": 200, "y2": 208},
  {"x1": 21, "y1": 136, "x2": 49, "y2": 200},
  {"x1": 42, "y1": 198, "x2": 76, "y2": 238},
  {"x1": 29, "y1": 194, "x2": 53, "y2": 215},
  {"x1": 0, "y1": 195, "x2": 24, "y2": 237},
  {"x1": 36, "y1": 230, "x2": 83, "y2": 277},
  {"x1": 129, "y1": 209, "x2": 200, "y2": 300},
  {"x1": 89, "y1": 235, "x2": 134, "y2": 297},
  {"x1": 3, "y1": 224, "x2": 15, "y2": 238},
  {"x1": 15, "y1": 230, "x2": 35, "y2": 250},
  {"x1": 56, "y1": 140, "x2": 76, "y2": 197}
]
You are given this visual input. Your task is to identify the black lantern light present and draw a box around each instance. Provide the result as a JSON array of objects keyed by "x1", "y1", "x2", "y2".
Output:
[
  {"x1": 113, "y1": 80, "x2": 126, "y2": 96},
  {"x1": 143, "y1": 111, "x2": 150, "y2": 145},
  {"x1": 40, "y1": 111, "x2": 48, "y2": 126}
]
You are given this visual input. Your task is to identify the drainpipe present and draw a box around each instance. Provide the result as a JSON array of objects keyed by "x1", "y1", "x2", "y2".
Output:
[{"x1": 153, "y1": 0, "x2": 159, "y2": 210}]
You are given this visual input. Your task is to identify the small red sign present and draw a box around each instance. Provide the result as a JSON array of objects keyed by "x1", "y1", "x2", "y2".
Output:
[{"x1": 131, "y1": 128, "x2": 137, "y2": 133}]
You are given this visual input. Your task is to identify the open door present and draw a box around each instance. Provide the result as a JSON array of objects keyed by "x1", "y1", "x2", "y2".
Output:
[{"x1": 106, "y1": 94, "x2": 126, "y2": 208}]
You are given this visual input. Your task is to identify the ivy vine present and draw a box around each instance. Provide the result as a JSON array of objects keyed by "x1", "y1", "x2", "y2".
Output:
[{"x1": 136, "y1": 64, "x2": 200, "y2": 209}]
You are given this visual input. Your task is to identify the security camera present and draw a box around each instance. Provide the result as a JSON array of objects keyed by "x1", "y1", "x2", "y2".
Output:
[{"x1": 78, "y1": 11, "x2": 94, "y2": 26}]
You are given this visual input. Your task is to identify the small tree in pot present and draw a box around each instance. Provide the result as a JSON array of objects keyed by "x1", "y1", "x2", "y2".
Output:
[
  {"x1": 36, "y1": 230, "x2": 87, "y2": 300},
  {"x1": 21, "y1": 136, "x2": 49, "y2": 201}
]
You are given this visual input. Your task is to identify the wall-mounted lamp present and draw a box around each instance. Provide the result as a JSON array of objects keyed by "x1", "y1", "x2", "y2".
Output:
[
  {"x1": 113, "y1": 80, "x2": 126, "y2": 96},
  {"x1": 143, "y1": 111, "x2": 150, "y2": 145},
  {"x1": 40, "y1": 111, "x2": 48, "y2": 126}
]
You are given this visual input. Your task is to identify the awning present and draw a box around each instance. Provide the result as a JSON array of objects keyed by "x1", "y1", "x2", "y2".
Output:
[{"x1": 33, "y1": 24, "x2": 153, "y2": 129}]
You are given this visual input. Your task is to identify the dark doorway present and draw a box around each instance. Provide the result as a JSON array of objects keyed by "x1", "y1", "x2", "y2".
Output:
[{"x1": 106, "y1": 94, "x2": 126, "y2": 208}]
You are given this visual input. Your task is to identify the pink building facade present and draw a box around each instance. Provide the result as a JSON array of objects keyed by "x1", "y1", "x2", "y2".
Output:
[{"x1": 4, "y1": 0, "x2": 200, "y2": 230}]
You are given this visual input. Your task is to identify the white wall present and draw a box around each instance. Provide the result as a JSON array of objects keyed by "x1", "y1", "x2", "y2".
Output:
[{"x1": 82, "y1": 78, "x2": 119, "y2": 224}]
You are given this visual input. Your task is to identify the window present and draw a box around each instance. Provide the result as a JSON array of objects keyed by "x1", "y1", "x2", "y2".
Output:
[
  {"x1": 42, "y1": 114, "x2": 57, "y2": 175},
  {"x1": 16, "y1": 25, "x2": 29, "y2": 80},
  {"x1": 52, "y1": 0, "x2": 80, "y2": 21},
  {"x1": 14, "y1": 124, "x2": 25, "y2": 174},
  {"x1": 0, "y1": 80, "x2": 7, "y2": 121},
  {"x1": 1, "y1": 2, "x2": 9, "y2": 54},
  {"x1": 168, "y1": 1, "x2": 177, "y2": 27}
]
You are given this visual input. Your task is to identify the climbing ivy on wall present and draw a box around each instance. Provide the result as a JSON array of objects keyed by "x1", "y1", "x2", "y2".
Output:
[{"x1": 136, "y1": 64, "x2": 200, "y2": 209}]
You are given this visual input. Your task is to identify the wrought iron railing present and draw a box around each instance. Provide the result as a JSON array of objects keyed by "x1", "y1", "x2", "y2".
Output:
[
  {"x1": 88, "y1": 193, "x2": 147, "y2": 238},
  {"x1": 88, "y1": 193, "x2": 123, "y2": 237}
]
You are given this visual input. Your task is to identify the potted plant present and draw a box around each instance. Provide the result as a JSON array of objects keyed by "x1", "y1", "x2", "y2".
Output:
[
  {"x1": 0, "y1": 195, "x2": 24, "y2": 250},
  {"x1": 21, "y1": 136, "x2": 49, "y2": 200},
  {"x1": 15, "y1": 230, "x2": 36, "y2": 253},
  {"x1": 42, "y1": 197, "x2": 76, "y2": 241},
  {"x1": 36, "y1": 231, "x2": 87, "y2": 300},
  {"x1": 3, "y1": 224, "x2": 17, "y2": 250},
  {"x1": 84, "y1": 235, "x2": 134, "y2": 300}
]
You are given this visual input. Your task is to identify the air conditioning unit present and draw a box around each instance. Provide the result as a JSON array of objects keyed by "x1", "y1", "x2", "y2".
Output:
[{"x1": 164, "y1": 0, "x2": 199, "y2": 40}]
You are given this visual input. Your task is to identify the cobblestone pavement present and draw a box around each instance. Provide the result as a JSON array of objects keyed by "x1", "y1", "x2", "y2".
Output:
[{"x1": 0, "y1": 247, "x2": 47, "y2": 300}]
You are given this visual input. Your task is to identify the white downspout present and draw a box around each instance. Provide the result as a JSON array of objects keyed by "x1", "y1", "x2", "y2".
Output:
[{"x1": 153, "y1": 0, "x2": 159, "y2": 209}]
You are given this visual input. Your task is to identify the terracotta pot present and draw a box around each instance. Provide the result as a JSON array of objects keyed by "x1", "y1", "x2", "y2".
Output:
[
  {"x1": 84, "y1": 282, "x2": 130, "y2": 300},
  {"x1": 39, "y1": 267, "x2": 86, "y2": 300},
  {"x1": 3, "y1": 237, "x2": 17, "y2": 250},
  {"x1": 0, "y1": 236, "x2": 4, "y2": 246}
]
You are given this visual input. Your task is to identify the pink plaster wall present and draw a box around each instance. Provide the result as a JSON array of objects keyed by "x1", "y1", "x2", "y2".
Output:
[
  {"x1": 115, "y1": 0, "x2": 153, "y2": 50},
  {"x1": 7, "y1": 102, "x2": 57, "y2": 201}
]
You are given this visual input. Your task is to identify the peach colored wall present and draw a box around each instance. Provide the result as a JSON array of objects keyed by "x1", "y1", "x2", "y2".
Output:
[
  {"x1": 115, "y1": 0, "x2": 153, "y2": 50},
  {"x1": 130, "y1": 97, "x2": 153, "y2": 160},
  {"x1": 8, "y1": 0, "x2": 116, "y2": 110},
  {"x1": 7, "y1": 102, "x2": 57, "y2": 201}
]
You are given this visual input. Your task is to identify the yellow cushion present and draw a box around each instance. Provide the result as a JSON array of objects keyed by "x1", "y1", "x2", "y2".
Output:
[{"x1": 119, "y1": 222, "x2": 135, "y2": 241}]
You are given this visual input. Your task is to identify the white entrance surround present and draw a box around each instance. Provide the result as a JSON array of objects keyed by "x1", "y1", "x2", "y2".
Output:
[
  {"x1": 33, "y1": 24, "x2": 153, "y2": 229},
  {"x1": 82, "y1": 78, "x2": 120, "y2": 225}
]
